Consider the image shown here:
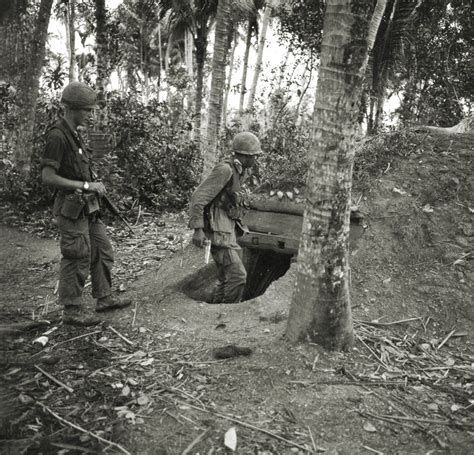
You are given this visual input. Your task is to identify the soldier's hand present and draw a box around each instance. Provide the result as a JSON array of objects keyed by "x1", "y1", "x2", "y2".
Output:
[
  {"x1": 89, "y1": 182, "x2": 106, "y2": 197},
  {"x1": 192, "y1": 228, "x2": 206, "y2": 248}
]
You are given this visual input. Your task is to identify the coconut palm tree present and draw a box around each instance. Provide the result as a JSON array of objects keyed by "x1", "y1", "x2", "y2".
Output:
[{"x1": 285, "y1": 0, "x2": 386, "y2": 350}]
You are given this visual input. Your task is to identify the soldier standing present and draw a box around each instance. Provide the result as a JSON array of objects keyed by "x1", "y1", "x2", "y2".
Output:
[
  {"x1": 41, "y1": 81, "x2": 131, "y2": 325},
  {"x1": 189, "y1": 132, "x2": 262, "y2": 303}
]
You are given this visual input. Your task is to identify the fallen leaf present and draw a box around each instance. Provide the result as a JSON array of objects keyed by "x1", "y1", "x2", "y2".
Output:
[
  {"x1": 363, "y1": 422, "x2": 377, "y2": 433},
  {"x1": 224, "y1": 427, "x2": 237, "y2": 451},
  {"x1": 422, "y1": 204, "x2": 434, "y2": 213},
  {"x1": 121, "y1": 385, "x2": 131, "y2": 397},
  {"x1": 444, "y1": 357, "x2": 455, "y2": 366},
  {"x1": 392, "y1": 187, "x2": 407, "y2": 195},
  {"x1": 427, "y1": 403, "x2": 439, "y2": 412},
  {"x1": 451, "y1": 404, "x2": 463, "y2": 412},
  {"x1": 137, "y1": 394, "x2": 150, "y2": 406}
]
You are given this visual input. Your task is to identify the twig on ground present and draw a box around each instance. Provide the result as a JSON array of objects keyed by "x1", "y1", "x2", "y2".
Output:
[
  {"x1": 181, "y1": 429, "x2": 210, "y2": 455},
  {"x1": 108, "y1": 325, "x2": 134, "y2": 346},
  {"x1": 355, "y1": 317, "x2": 421, "y2": 327},
  {"x1": 437, "y1": 329, "x2": 456, "y2": 350},
  {"x1": 132, "y1": 301, "x2": 138, "y2": 326},
  {"x1": 355, "y1": 333, "x2": 389, "y2": 370},
  {"x1": 378, "y1": 414, "x2": 472, "y2": 428},
  {"x1": 175, "y1": 400, "x2": 310, "y2": 452},
  {"x1": 40, "y1": 403, "x2": 131, "y2": 455},
  {"x1": 34, "y1": 364, "x2": 74, "y2": 393},
  {"x1": 363, "y1": 386, "x2": 448, "y2": 449},
  {"x1": 51, "y1": 330, "x2": 102, "y2": 349},
  {"x1": 307, "y1": 425, "x2": 320, "y2": 453},
  {"x1": 362, "y1": 445, "x2": 384, "y2": 455}
]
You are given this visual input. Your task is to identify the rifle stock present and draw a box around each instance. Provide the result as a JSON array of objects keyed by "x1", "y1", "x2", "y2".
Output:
[{"x1": 102, "y1": 195, "x2": 135, "y2": 234}]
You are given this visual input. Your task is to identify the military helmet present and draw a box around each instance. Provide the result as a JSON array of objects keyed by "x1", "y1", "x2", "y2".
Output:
[
  {"x1": 61, "y1": 81, "x2": 98, "y2": 109},
  {"x1": 232, "y1": 132, "x2": 262, "y2": 155}
]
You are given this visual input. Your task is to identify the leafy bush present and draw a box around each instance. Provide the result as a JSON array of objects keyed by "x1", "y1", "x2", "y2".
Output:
[
  {"x1": 352, "y1": 129, "x2": 418, "y2": 191},
  {"x1": 103, "y1": 95, "x2": 202, "y2": 212},
  {"x1": 0, "y1": 93, "x2": 61, "y2": 212}
]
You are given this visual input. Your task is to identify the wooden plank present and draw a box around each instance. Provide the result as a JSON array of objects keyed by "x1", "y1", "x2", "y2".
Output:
[
  {"x1": 242, "y1": 210, "x2": 303, "y2": 237},
  {"x1": 249, "y1": 199, "x2": 304, "y2": 215},
  {"x1": 239, "y1": 232, "x2": 299, "y2": 255}
]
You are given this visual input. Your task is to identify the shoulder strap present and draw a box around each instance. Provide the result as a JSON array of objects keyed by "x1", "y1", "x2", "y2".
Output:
[
  {"x1": 223, "y1": 159, "x2": 241, "y2": 193},
  {"x1": 52, "y1": 120, "x2": 91, "y2": 181}
]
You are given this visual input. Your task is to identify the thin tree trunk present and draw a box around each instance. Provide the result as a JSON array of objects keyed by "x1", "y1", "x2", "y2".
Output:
[
  {"x1": 203, "y1": 0, "x2": 231, "y2": 177},
  {"x1": 222, "y1": 28, "x2": 237, "y2": 130},
  {"x1": 193, "y1": 23, "x2": 208, "y2": 142},
  {"x1": 277, "y1": 47, "x2": 291, "y2": 92},
  {"x1": 13, "y1": 0, "x2": 54, "y2": 174},
  {"x1": 66, "y1": 0, "x2": 76, "y2": 81},
  {"x1": 245, "y1": 3, "x2": 272, "y2": 112},
  {"x1": 295, "y1": 59, "x2": 313, "y2": 122},
  {"x1": 238, "y1": 18, "x2": 252, "y2": 116},
  {"x1": 185, "y1": 28, "x2": 193, "y2": 78},
  {"x1": 95, "y1": 0, "x2": 107, "y2": 125},
  {"x1": 285, "y1": 0, "x2": 382, "y2": 350}
]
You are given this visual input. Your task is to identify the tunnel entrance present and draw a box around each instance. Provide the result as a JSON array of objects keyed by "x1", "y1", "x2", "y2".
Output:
[
  {"x1": 241, "y1": 248, "x2": 293, "y2": 301},
  {"x1": 179, "y1": 247, "x2": 293, "y2": 303}
]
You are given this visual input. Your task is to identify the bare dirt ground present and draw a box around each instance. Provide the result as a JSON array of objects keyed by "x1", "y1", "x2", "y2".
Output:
[{"x1": 0, "y1": 130, "x2": 473, "y2": 454}]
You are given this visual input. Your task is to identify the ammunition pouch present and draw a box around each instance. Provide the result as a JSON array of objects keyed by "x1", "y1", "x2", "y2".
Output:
[
  {"x1": 60, "y1": 192, "x2": 85, "y2": 220},
  {"x1": 84, "y1": 192, "x2": 100, "y2": 215}
]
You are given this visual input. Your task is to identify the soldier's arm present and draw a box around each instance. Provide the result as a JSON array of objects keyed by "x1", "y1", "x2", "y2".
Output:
[
  {"x1": 41, "y1": 131, "x2": 105, "y2": 195},
  {"x1": 189, "y1": 163, "x2": 233, "y2": 229}
]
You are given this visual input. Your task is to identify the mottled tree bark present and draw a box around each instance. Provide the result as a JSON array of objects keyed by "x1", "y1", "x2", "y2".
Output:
[
  {"x1": 286, "y1": 0, "x2": 384, "y2": 350},
  {"x1": 202, "y1": 0, "x2": 231, "y2": 177},
  {"x1": 238, "y1": 18, "x2": 252, "y2": 116},
  {"x1": 12, "y1": 0, "x2": 54, "y2": 174}
]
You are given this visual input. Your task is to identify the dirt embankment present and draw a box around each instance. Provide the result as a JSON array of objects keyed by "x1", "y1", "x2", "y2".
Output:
[{"x1": 351, "y1": 131, "x2": 473, "y2": 332}]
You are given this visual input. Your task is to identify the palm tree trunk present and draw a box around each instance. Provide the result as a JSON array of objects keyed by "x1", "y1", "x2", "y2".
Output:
[
  {"x1": 66, "y1": 0, "x2": 77, "y2": 81},
  {"x1": 203, "y1": 0, "x2": 231, "y2": 177},
  {"x1": 238, "y1": 18, "x2": 252, "y2": 116},
  {"x1": 95, "y1": 0, "x2": 107, "y2": 125},
  {"x1": 185, "y1": 28, "x2": 193, "y2": 78},
  {"x1": 245, "y1": 3, "x2": 272, "y2": 112},
  {"x1": 13, "y1": 0, "x2": 54, "y2": 175},
  {"x1": 285, "y1": 0, "x2": 383, "y2": 350},
  {"x1": 222, "y1": 28, "x2": 237, "y2": 130},
  {"x1": 193, "y1": 23, "x2": 208, "y2": 142}
]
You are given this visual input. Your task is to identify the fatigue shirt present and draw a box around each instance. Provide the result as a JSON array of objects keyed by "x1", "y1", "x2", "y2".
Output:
[
  {"x1": 41, "y1": 118, "x2": 93, "y2": 216},
  {"x1": 189, "y1": 159, "x2": 244, "y2": 249}
]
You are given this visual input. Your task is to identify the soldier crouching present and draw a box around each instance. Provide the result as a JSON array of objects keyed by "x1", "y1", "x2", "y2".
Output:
[{"x1": 41, "y1": 81, "x2": 131, "y2": 326}]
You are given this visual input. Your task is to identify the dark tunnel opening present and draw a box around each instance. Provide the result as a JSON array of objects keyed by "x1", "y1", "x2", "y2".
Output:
[{"x1": 241, "y1": 248, "x2": 293, "y2": 301}]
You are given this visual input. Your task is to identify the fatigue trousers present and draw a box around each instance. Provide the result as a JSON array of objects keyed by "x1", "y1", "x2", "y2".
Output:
[
  {"x1": 56, "y1": 215, "x2": 114, "y2": 307},
  {"x1": 211, "y1": 246, "x2": 247, "y2": 303}
]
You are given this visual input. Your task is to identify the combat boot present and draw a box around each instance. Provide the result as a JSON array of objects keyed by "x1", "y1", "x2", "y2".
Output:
[
  {"x1": 96, "y1": 296, "x2": 132, "y2": 313},
  {"x1": 62, "y1": 306, "x2": 103, "y2": 326}
]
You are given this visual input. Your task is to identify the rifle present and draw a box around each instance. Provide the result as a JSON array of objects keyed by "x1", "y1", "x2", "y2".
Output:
[{"x1": 101, "y1": 194, "x2": 136, "y2": 235}]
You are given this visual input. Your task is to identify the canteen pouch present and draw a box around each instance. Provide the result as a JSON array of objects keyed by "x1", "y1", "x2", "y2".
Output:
[{"x1": 60, "y1": 192, "x2": 85, "y2": 219}]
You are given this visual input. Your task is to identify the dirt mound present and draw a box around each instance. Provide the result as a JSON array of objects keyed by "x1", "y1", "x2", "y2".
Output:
[{"x1": 352, "y1": 130, "x2": 473, "y2": 333}]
